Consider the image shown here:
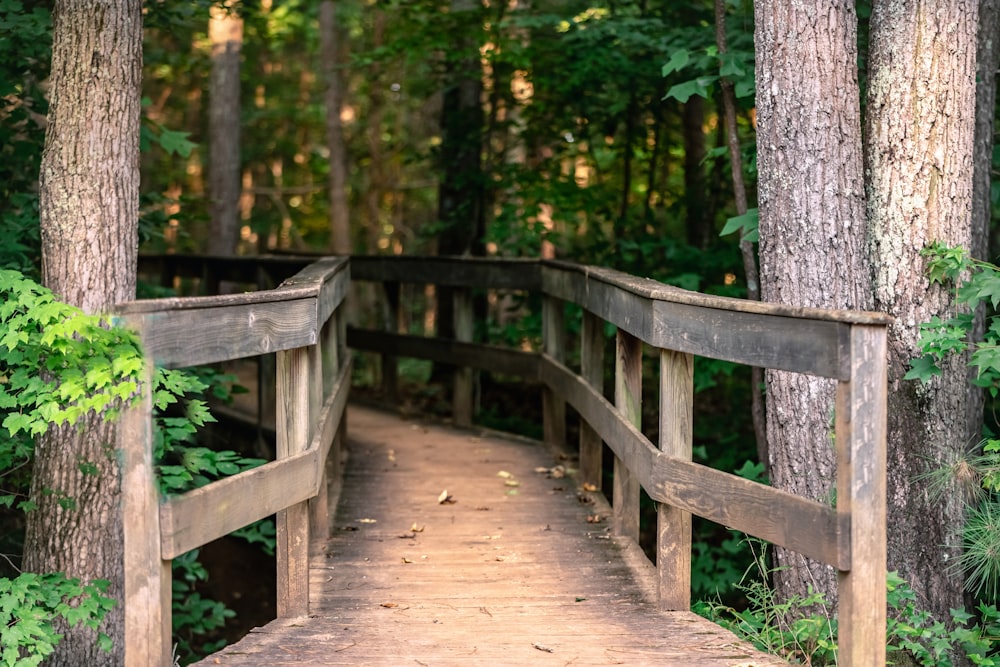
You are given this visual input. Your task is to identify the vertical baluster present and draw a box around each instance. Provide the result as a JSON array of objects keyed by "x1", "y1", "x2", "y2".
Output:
[
  {"x1": 579, "y1": 310, "x2": 604, "y2": 489},
  {"x1": 613, "y1": 329, "x2": 641, "y2": 541},
  {"x1": 657, "y1": 349, "x2": 693, "y2": 610},
  {"x1": 836, "y1": 325, "x2": 888, "y2": 667},
  {"x1": 276, "y1": 344, "x2": 316, "y2": 617},
  {"x1": 121, "y1": 356, "x2": 171, "y2": 666},
  {"x1": 453, "y1": 287, "x2": 474, "y2": 426},
  {"x1": 381, "y1": 281, "x2": 400, "y2": 402},
  {"x1": 542, "y1": 295, "x2": 566, "y2": 448}
]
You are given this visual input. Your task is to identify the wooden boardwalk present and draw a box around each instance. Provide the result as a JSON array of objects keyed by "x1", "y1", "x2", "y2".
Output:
[{"x1": 196, "y1": 405, "x2": 786, "y2": 666}]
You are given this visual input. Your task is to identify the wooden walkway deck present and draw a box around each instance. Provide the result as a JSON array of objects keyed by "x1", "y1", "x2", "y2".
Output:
[{"x1": 196, "y1": 405, "x2": 786, "y2": 666}]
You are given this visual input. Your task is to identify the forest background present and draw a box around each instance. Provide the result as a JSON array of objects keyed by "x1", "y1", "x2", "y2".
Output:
[{"x1": 2, "y1": 0, "x2": 1000, "y2": 664}]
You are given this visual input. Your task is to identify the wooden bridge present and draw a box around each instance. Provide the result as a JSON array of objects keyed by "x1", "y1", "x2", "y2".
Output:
[{"x1": 117, "y1": 255, "x2": 890, "y2": 666}]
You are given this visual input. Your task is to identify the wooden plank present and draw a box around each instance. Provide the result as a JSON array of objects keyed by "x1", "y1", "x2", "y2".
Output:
[
  {"x1": 657, "y1": 349, "x2": 693, "y2": 611},
  {"x1": 539, "y1": 355, "x2": 843, "y2": 566},
  {"x1": 541, "y1": 263, "x2": 854, "y2": 378},
  {"x1": 653, "y1": 458, "x2": 844, "y2": 567},
  {"x1": 120, "y1": 297, "x2": 319, "y2": 368},
  {"x1": 836, "y1": 325, "x2": 888, "y2": 667},
  {"x1": 278, "y1": 256, "x2": 349, "y2": 327},
  {"x1": 453, "y1": 288, "x2": 474, "y2": 426},
  {"x1": 614, "y1": 330, "x2": 642, "y2": 542},
  {"x1": 346, "y1": 328, "x2": 540, "y2": 379},
  {"x1": 276, "y1": 346, "x2": 315, "y2": 617},
  {"x1": 120, "y1": 361, "x2": 172, "y2": 667},
  {"x1": 350, "y1": 255, "x2": 542, "y2": 290},
  {"x1": 538, "y1": 356, "x2": 658, "y2": 496},
  {"x1": 159, "y1": 449, "x2": 321, "y2": 560},
  {"x1": 543, "y1": 295, "x2": 566, "y2": 449},
  {"x1": 579, "y1": 310, "x2": 604, "y2": 489}
]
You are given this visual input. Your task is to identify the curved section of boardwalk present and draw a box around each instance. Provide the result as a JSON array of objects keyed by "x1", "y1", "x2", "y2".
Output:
[{"x1": 198, "y1": 406, "x2": 786, "y2": 666}]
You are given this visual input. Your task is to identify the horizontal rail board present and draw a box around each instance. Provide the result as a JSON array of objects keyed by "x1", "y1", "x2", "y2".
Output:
[
  {"x1": 539, "y1": 356, "x2": 658, "y2": 493},
  {"x1": 316, "y1": 356, "x2": 352, "y2": 463},
  {"x1": 347, "y1": 328, "x2": 541, "y2": 379},
  {"x1": 652, "y1": 458, "x2": 846, "y2": 569},
  {"x1": 160, "y1": 448, "x2": 321, "y2": 560},
  {"x1": 121, "y1": 297, "x2": 318, "y2": 368},
  {"x1": 539, "y1": 355, "x2": 845, "y2": 567},
  {"x1": 542, "y1": 264, "x2": 852, "y2": 379},
  {"x1": 351, "y1": 255, "x2": 541, "y2": 290},
  {"x1": 276, "y1": 257, "x2": 350, "y2": 327}
]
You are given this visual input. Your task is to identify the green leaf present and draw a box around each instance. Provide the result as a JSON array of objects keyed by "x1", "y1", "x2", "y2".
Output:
[
  {"x1": 904, "y1": 355, "x2": 941, "y2": 383},
  {"x1": 663, "y1": 76, "x2": 718, "y2": 103},
  {"x1": 661, "y1": 48, "x2": 689, "y2": 76},
  {"x1": 720, "y1": 208, "x2": 759, "y2": 243}
]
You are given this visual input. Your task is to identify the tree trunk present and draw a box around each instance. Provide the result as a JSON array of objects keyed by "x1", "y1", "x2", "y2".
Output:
[
  {"x1": 320, "y1": 1, "x2": 351, "y2": 255},
  {"x1": 754, "y1": 0, "x2": 870, "y2": 608},
  {"x1": 207, "y1": 3, "x2": 242, "y2": 257},
  {"x1": 866, "y1": 0, "x2": 979, "y2": 626},
  {"x1": 27, "y1": 0, "x2": 142, "y2": 663}
]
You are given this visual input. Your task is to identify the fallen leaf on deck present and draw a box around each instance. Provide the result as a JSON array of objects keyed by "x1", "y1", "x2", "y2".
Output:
[
  {"x1": 576, "y1": 493, "x2": 594, "y2": 505},
  {"x1": 497, "y1": 470, "x2": 513, "y2": 479},
  {"x1": 410, "y1": 523, "x2": 425, "y2": 532},
  {"x1": 437, "y1": 490, "x2": 456, "y2": 504},
  {"x1": 587, "y1": 514, "x2": 602, "y2": 523},
  {"x1": 387, "y1": 449, "x2": 397, "y2": 462},
  {"x1": 506, "y1": 489, "x2": 519, "y2": 496},
  {"x1": 381, "y1": 602, "x2": 398, "y2": 608},
  {"x1": 533, "y1": 467, "x2": 549, "y2": 474},
  {"x1": 581, "y1": 482, "x2": 598, "y2": 492},
  {"x1": 401, "y1": 557, "x2": 413, "y2": 563},
  {"x1": 533, "y1": 643, "x2": 555, "y2": 653},
  {"x1": 504, "y1": 479, "x2": 520, "y2": 487},
  {"x1": 340, "y1": 525, "x2": 359, "y2": 531},
  {"x1": 357, "y1": 518, "x2": 377, "y2": 524},
  {"x1": 397, "y1": 533, "x2": 416, "y2": 539}
]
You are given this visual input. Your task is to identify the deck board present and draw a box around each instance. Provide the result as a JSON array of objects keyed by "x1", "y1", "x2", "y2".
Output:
[{"x1": 196, "y1": 405, "x2": 787, "y2": 666}]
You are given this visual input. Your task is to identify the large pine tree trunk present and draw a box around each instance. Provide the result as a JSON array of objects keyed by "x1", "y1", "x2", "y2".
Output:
[
  {"x1": 207, "y1": 3, "x2": 242, "y2": 257},
  {"x1": 866, "y1": 0, "x2": 979, "y2": 626},
  {"x1": 754, "y1": 0, "x2": 870, "y2": 607},
  {"x1": 26, "y1": 0, "x2": 142, "y2": 664}
]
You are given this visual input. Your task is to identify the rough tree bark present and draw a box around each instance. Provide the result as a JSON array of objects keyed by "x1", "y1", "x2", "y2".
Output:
[
  {"x1": 26, "y1": 0, "x2": 142, "y2": 663},
  {"x1": 320, "y1": 0, "x2": 351, "y2": 256},
  {"x1": 754, "y1": 0, "x2": 871, "y2": 607},
  {"x1": 866, "y1": 0, "x2": 979, "y2": 625},
  {"x1": 207, "y1": 3, "x2": 243, "y2": 257}
]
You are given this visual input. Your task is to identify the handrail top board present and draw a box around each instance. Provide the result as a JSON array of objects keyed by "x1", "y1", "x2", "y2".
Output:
[{"x1": 119, "y1": 256, "x2": 348, "y2": 315}]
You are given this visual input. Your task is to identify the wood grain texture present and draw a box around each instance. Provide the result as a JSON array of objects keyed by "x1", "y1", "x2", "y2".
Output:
[
  {"x1": 836, "y1": 325, "x2": 888, "y2": 666},
  {"x1": 657, "y1": 349, "x2": 693, "y2": 611},
  {"x1": 195, "y1": 406, "x2": 789, "y2": 666},
  {"x1": 614, "y1": 330, "x2": 642, "y2": 542},
  {"x1": 120, "y1": 362, "x2": 172, "y2": 667},
  {"x1": 542, "y1": 295, "x2": 566, "y2": 449},
  {"x1": 579, "y1": 310, "x2": 605, "y2": 489}
]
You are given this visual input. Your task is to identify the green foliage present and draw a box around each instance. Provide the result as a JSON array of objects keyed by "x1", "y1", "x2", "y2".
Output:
[
  {"x1": 170, "y1": 551, "x2": 235, "y2": 661},
  {"x1": 0, "y1": 573, "x2": 115, "y2": 666},
  {"x1": 697, "y1": 541, "x2": 1000, "y2": 665}
]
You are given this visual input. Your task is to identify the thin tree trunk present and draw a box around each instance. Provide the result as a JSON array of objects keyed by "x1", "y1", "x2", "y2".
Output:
[
  {"x1": 866, "y1": 0, "x2": 979, "y2": 626},
  {"x1": 207, "y1": 3, "x2": 242, "y2": 257},
  {"x1": 755, "y1": 0, "x2": 870, "y2": 609},
  {"x1": 27, "y1": 0, "x2": 142, "y2": 663},
  {"x1": 320, "y1": 1, "x2": 351, "y2": 255},
  {"x1": 715, "y1": 0, "x2": 765, "y2": 468}
]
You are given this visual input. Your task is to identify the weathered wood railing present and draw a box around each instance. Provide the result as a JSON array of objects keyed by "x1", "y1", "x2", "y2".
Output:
[
  {"x1": 131, "y1": 253, "x2": 890, "y2": 666},
  {"x1": 348, "y1": 256, "x2": 890, "y2": 667},
  {"x1": 118, "y1": 257, "x2": 351, "y2": 666}
]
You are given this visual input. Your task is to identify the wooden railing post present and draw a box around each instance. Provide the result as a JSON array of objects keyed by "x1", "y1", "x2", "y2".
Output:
[
  {"x1": 381, "y1": 281, "x2": 400, "y2": 402},
  {"x1": 121, "y1": 359, "x2": 172, "y2": 666},
  {"x1": 613, "y1": 329, "x2": 641, "y2": 541},
  {"x1": 309, "y1": 314, "x2": 340, "y2": 541},
  {"x1": 657, "y1": 349, "x2": 693, "y2": 610},
  {"x1": 836, "y1": 325, "x2": 888, "y2": 667},
  {"x1": 542, "y1": 295, "x2": 566, "y2": 448},
  {"x1": 276, "y1": 343, "x2": 318, "y2": 617},
  {"x1": 579, "y1": 310, "x2": 604, "y2": 489},
  {"x1": 453, "y1": 287, "x2": 474, "y2": 426}
]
